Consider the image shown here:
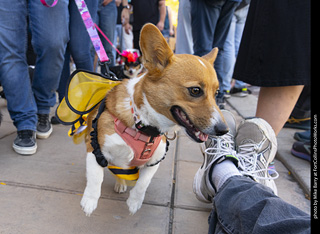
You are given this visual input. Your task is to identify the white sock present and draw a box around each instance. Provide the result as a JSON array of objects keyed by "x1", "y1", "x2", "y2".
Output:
[{"x1": 211, "y1": 160, "x2": 241, "y2": 191}]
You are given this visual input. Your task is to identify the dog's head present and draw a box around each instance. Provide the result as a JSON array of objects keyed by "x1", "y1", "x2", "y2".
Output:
[
  {"x1": 138, "y1": 23, "x2": 228, "y2": 142},
  {"x1": 121, "y1": 50, "x2": 143, "y2": 78}
]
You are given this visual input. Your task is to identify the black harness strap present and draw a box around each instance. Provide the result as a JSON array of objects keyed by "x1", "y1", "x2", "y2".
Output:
[{"x1": 90, "y1": 98, "x2": 109, "y2": 167}]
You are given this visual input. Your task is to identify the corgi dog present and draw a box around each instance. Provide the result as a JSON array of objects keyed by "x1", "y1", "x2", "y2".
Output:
[
  {"x1": 121, "y1": 49, "x2": 144, "y2": 79},
  {"x1": 80, "y1": 23, "x2": 228, "y2": 216}
]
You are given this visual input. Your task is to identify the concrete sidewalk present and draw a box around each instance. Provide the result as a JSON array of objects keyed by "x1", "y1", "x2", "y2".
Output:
[{"x1": 0, "y1": 95, "x2": 310, "y2": 234}]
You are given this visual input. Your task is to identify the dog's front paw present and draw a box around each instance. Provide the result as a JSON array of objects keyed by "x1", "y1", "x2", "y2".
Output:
[
  {"x1": 80, "y1": 195, "x2": 98, "y2": 216},
  {"x1": 126, "y1": 191, "x2": 144, "y2": 215}
]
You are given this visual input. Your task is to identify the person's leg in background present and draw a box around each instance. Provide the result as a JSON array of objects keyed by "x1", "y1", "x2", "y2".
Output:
[
  {"x1": 208, "y1": 0, "x2": 240, "y2": 108},
  {"x1": 0, "y1": 0, "x2": 37, "y2": 132},
  {"x1": 256, "y1": 86, "x2": 304, "y2": 136},
  {"x1": 0, "y1": 0, "x2": 38, "y2": 155},
  {"x1": 190, "y1": 0, "x2": 223, "y2": 56},
  {"x1": 97, "y1": 0, "x2": 117, "y2": 73},
  {"x1": 29, "y1": 0, "x2": 69, "y2": 115},
  {"x1": 175, "y1": 0, "x2": 193, "y2": 54},
  {"x1": 231, "y1": 4, "x2": 249, "y2": 96},
  {"x1": 284, "y1": 85, "x2": 311, "y2": 130},
  {"x1": 29, "y1": 0, "x2": 69, "y2": 138},
  {"x1": 215, "y1": 13, "x2": 236, "y2": 98},
  {"x1": 233, "y1": 0, "x2": 310, "y2": 136},
  {"x1": 57, "y1": 0, "x2": 99, "y2": 104}
]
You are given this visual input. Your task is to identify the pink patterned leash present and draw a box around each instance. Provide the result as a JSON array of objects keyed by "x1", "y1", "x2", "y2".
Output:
[
  {"x1": 74, "y1": 0, "x2": 109, "y2": 63},
  {"x1": 40, "y1": 0, "x2": 58, "y2": 7},
  {"x1": 94, "y1": 23, "x2": 122, "y2": 56},
  {"x1": 41, "y1": 0, "x2": 111, "y2": 63}
]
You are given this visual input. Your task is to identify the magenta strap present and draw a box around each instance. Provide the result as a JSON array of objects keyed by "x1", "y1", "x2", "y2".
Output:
[
  {"x1": 40, "y1": 0, "x2": 58, "y2": 7},
  {"x1": 74, "y1": 0, "x2": 109, "y2": 62},
  {"x1": 94, "y1": 23, "x2": 122, "y2": 56}
]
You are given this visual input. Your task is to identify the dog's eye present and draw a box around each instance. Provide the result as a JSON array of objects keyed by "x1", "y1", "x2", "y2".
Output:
[
  {"x1": 188, "y1": 87, "x2": 203, "y2": 97},
  {"x1": 215, "y1": 90, "x2": 219, "y2": 96}
]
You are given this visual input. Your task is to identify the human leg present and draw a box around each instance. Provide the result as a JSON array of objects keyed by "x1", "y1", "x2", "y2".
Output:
[
  {"x1": 57, "y1": 0, "x2": 98, "y2": 103},
  {"x1": 210, "y1": 176, "x2": 310, "y2": 234},
  {"x1": 212, "y1": 119, "x2": 309, "y2": 233},
  {"x1": 175, "y1": 0, "x2": 193, "y2": 54},
  {"x1": 190, "y1": 0, "x2": 223, "y2": 56},
  {"x1": 256, "y1": 86, "x2": 304, "y2": 136},
  {"x1": 0, "y1": 0, "x2": 38, "y2": 155},
  {"x1": 232, "y1": 6, "x2": 248, "y2": 92},
  {"x1": 97, "y1": 0, "x2": 117, "y2": 69},
  {"x1": 284, "y1": 85, "x2": 311, "y2": 130},
  {"x1": 69, "y1": 0, "x2": 98, "y2": 71},
  {"x1": 193, "y1": 111, "x2": 310, "y2": 233},
  {"x1": 216, "y1": 15, "x2": 236, "y2": 95},
  {"x1": 29, "y1": 0, "x2": 69, "y2": 114},
  {"x1": 29, "y1": 0, "x2": 69, "y2": 138},
  {"x1": 0, "y1": 0, "x2": 37, "y2": 132}
]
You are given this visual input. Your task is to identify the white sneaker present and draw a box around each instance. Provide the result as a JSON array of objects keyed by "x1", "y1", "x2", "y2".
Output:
[
  {"x1": 236, "y1": 118, "x2": 279, "y2": 195},
  {"x1": 193, "y1": 110, "x2": 238, "y2": 203}
]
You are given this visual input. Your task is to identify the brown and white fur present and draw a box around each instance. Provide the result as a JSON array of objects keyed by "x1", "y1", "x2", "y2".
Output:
[{"x1": 80, "y1": 23, "x2": 228, "y2": 216}]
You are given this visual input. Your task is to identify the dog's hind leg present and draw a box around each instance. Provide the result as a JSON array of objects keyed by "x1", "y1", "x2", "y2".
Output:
[
  {"x1": 81, "y1": 152, "x2": 104, "y2": 216},
  {"x1": 114, "y1": 177, "x2": 127, "y2": 193},
  {"x1": 126, "y1": 164, "x2": 160, "y2": 215}
]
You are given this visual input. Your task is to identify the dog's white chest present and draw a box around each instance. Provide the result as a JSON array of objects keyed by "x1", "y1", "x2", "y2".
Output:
[{"x1": 101, "y1": 133, "x2": 134, "y2": 167}]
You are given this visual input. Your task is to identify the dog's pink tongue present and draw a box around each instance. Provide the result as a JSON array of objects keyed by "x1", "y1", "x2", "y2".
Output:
[{"x1": 200, "y1": 132, "x2": 208, "y2": 142}]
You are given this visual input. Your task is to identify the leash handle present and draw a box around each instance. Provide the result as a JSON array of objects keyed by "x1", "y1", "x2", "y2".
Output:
[
  {"x1": 74, "y1": 0, "x2": 109, "y2": 63},
  {"x1": 40, "y1": 0, "x2": 58, "y2": 7}
]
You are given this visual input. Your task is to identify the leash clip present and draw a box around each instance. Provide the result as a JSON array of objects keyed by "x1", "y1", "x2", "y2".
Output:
[{"x1": 99, "y1": 61, "x2": 119, "y2": 80}]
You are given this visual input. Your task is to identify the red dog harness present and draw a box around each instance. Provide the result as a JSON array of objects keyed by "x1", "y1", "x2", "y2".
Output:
[
  {"x1": 90, "y1": 98, "x2": 166, "y2": 169},
  {"x1": 113, "y1": 117, "x2": 162, "y2": 167}
]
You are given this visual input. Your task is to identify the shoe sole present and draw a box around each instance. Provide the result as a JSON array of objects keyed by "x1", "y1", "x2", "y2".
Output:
[
  {"x1": 232, "y1": 93, "x2": 248, "y2": 97},
  {"x1": 13, "y1": 143, "x2": 37, "y2": 155},
  {"x1": 291, "y1": 149, "x2": 311, "y2": 161},
  {"x1": 36, "y1": 126, "x2": 53, "y2": 139},
  {"x1": 193, "y1": 160, "x2": 212, "y2": 203}
]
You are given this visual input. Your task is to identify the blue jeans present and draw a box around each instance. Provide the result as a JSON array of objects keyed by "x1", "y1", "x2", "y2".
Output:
[
  {"x1": 97, "y1": 0, "x2": 117, "y2": 69},
  {"x1": 175, "y1": 0, "x2": 194, "y2": 54},
  {"x1": 218, "y1": 5, "x2": 249, "y2": 92},
  {"x1": 190, "y1": 0, "x2": 239, "y2": 56},
  {"x1": 0, "y1": 0, "x2": 69, "y2": 131},
  {"x1": 113, "y1": 24, "x2": 123, "y2": 63},
  {"x1": 209, "y1": 176, "x2": 310, "y2": 233},
  {"x1": 190, "y1": 0, "x2": 239, "y2": 96},
  {"x1": 58, "y1": 0, "x2": 99, "y2": 102}
]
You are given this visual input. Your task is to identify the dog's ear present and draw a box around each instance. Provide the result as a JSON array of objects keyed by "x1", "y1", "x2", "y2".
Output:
[
  {"x1": 139, "y1": 23, "x2": 173, "y2": 74},
  {"x1": 202, "y1": 47, "x2": 219, "y2": 64}
]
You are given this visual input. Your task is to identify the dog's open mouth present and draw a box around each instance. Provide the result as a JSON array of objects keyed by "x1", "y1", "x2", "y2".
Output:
[{"x1": 170, "y1": 106, "x2": 208, "y2": 143}]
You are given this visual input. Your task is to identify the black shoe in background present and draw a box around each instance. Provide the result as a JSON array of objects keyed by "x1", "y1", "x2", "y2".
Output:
[
  {"x1": 13, "y1": 130, "x2": 37, "y2": 155},
  {"x1": 36, "y1": 114, "x2": 53, "y2": 139}
]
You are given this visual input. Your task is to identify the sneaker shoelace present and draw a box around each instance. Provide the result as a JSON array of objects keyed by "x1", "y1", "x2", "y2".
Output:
[
  {"x1": 237, "y1": 142, "x2": 279, "y2": 180},
  {"x1": 38, "y1": 114, "x2": 49, "y2": 126},
  {"x1": 18, "y1": 130, "x2": 34, "y2": 139},
  {"x1": 203, "y1": 133, "x2": 237, "y2": 171}
]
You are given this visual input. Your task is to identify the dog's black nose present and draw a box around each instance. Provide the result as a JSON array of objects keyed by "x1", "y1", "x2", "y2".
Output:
[{"x1": 215, "y1": 122, "x2": 229, "y2": 136}]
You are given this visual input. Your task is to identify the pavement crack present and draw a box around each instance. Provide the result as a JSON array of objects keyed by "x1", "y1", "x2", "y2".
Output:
[{"x1": 0, "y1": 180, "x2": 82, "y2": 196}]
